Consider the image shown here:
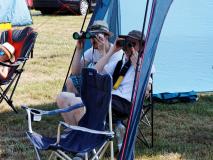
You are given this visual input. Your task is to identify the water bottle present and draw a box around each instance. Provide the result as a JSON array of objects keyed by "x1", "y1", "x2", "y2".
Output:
[{"x1": 115, "y1": 121, "x2": 126, "y2": 151}]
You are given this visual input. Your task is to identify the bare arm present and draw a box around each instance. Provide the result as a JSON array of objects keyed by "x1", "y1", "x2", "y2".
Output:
[
  {"x1": 0, "y1": 65, "x2": 9, "y2": 79},
  {"x1": 130, "y1": 48, "x2": 139, "y2": 70},
  {"x1": 95, "y1": 38, "x2": 122, "y2": 73},
  {"x1": 71, "y1": 40, "x2": 89, "y2": 74},
  {"x1": 94, "y1": 47, "x2": 115, "y2": 73}
]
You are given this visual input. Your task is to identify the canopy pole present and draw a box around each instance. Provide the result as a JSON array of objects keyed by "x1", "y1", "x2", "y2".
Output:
[
  {"x1": 131, "y1": 0, "x2": 150, "y2": 102},
  {"x1": 62, "y1": 0, "x2": 91, "y2": 91},
  {"x1": 121, "y1": 0, "x2": 151, "y2": 159}
]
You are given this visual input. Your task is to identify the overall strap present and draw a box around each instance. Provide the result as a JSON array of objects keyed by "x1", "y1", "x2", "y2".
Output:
[
  {"x1": 113, "y1": 59, "x2": 131, "y2": 89},
  {"x1": 112, "y1": 59, "x2": 123, "y2": 85}
]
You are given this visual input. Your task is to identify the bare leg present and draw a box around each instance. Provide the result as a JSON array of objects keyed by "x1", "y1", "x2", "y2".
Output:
[
  {"x1": 66, "y1": 78, "x2": 79, "y2": 95},
  {"x1": 56, "y1": 92, "x2": 85, "y2": 125},
  {"x1": 0, "y1": 65, "x2": 9, "y2": 80}
]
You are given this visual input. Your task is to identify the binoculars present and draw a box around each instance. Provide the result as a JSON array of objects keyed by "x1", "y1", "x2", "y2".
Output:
[
  {"x1": 73, "y1": 31, "x2": 96, "y2": 40},
  {"x1": 116, "y1": 35, "x2": 136, "y2": 48}
]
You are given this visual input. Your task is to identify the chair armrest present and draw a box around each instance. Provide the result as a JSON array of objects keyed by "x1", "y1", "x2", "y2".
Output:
[
  {"x1": 21, "y1": 103, "x2": 84, "y2": 133},
  {"x1": 0, "y1": 61, "x2": 22, "y2": 67},
  {"x1": 17, "y1": 57, "x2": 28, "y2": 61},
  {"x1": 56, "y1": 121, "x2": 114, "y2": 144},
  {"x1": 22, "y1": 103, "x2": 84, "y2": 116}
]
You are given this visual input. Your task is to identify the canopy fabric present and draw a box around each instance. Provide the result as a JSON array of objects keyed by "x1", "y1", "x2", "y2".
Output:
[
  {"x1": 118, "y1": 0, "x2": 173, "y2": 159},
  {"x1": 0, "y1": 0, "x2": 32, "y2": 26},
  {"x1": 84, "y1": 0, "x2": 173, "y2": 159},
  {"x1": 83, "y1": 0, "x2": 120, "y2": 51},
  {"x1": 86, "y1": 0, "x2": 213, "y2": 94},
  {"x1": 154, "y1": 0, "x2": 213, "y2": 93}
]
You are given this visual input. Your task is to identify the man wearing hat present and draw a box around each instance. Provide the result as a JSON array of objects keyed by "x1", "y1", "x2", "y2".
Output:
[
  {"x1": 66, "y1": 20, "x2": 123, "y2": 95},
  {"x1": 95, "y1": 30, "x2": 145, "y2": 120},
  {"x1": 96, "y1": 30, "x2": 156, "y2": 151},
  {"x1": 0, "y1": 42, "x2": 15, "y2": 79},
  {"x1": 57, "y1": 30, "x2": 155, "y2": 155},
  {"x1": 57, "y1": 29, "x2": 145, "y2": 125},
  {"x1": 56, "y1": 20, "x2": 123, "y2": 123},
  {"x1": 56, "y1": 30, "x2": 146, "y2": 154}
]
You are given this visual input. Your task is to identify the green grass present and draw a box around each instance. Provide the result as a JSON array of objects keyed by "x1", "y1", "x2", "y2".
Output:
[
  {"x1": 136, "y1": 95, "x2": 213, "y2": 160},
  {"x1": 0, "y1": 11, "x2": 212, "y2": 160}
]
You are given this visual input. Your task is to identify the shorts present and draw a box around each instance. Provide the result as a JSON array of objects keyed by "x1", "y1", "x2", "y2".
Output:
[
  {"x1": 111, "y1": 95, "x2": 132, "y2": 122},
  {"x1": 69, "y1": 75, "x2": 82, "y2": 94}
]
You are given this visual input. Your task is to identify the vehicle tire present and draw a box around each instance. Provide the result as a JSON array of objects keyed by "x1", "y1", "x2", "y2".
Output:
[{"x1": 79, "y1": 0, "x2": 89, "y2": 16}]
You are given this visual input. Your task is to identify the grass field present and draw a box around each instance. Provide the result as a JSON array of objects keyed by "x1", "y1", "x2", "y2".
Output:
[{"x1": 0, "y1": 11, "x2": 212, "y2": 160}]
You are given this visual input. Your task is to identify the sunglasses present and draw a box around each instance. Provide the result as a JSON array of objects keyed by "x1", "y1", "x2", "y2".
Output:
[{"x1": 0, "y1": 49, "x2": 5, "y2": 56}]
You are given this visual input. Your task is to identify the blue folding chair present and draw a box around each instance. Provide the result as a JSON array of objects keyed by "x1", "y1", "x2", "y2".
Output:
[{"x1": 22, "y1": 68, "x2": 114, "y2": 160}]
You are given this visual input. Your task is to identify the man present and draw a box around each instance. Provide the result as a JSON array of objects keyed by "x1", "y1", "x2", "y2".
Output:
[
  {"x1": 57, "y1": 21, "x2": 123, "y2": 126},
  {"x1": 57, "y1": 30, "x2": 145, "y2": 154},
  {"x1": 57, "y1": 30, "x2": 145, "y2": 125},
  {"x1": 66, "y1": 20, "x2": 122, "y2": 95},
  {"x1": 95, "y1": 30, "x2": 146, "y2": 151},
  {"x1": 95, "y1": 30, "x2": 145, "y2": 121}
]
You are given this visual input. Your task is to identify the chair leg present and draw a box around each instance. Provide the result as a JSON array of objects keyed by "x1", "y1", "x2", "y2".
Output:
[
  {"x1": 0, "y1": 91, "x2": 18, "y2": 113},
  {"x1": 137, "y1": 128, "x2": 150, "y2": 148},
  {"x1": 34, "y1": 146, "x2": 41, "y2": 160},
  {"x1": 137, "y1": 103, "x2": 154, "y2": 148},
  {"x1": 92, "y1": 149, "x2": 99, "y2": 160},
  {"x1": 95, "y1": 141, "x2": 109, "y2": 160},
  {"x1": 0, "y1": 87, "x2": 3, "y2": 103},
  {"x1": 110, "y1": 141, "x2": 114, "y2": 160},
  {"x1": 151, "y1": 102, "x2": 154, "y2": 148},
  {"x1": 56, "y1": 150, "x2": 72, "y2": 160},
  {"x1": 0, "y1": 71, "x2": 22, "y2": 113},
  {"x1": 48, "y1": 152, "x2": 54, "y2": 160},
  {"x1": 7, "y1": 100, "x2": 18, "y2": 113},
  {"x1": 85, "y1": 153, "x2": 88, "y2": 160}
]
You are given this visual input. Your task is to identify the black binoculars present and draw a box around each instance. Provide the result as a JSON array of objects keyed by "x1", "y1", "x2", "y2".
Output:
[
  {"x1": 116, "y1": 35, "x2": 136, "y2": 48},
  {"x1": 73, "y1": 31, "x2": 96, "y2": 40}
]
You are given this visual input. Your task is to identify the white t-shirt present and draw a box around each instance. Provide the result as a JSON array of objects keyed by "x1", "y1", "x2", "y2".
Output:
[
  {"x1": 149, "y1": 65, "x2": 156, "y2": 84},
  {"x1": 103, "y1": 51, "x2": 156, "y2": 102},
  {"x1": 82, "y1": 44, "x2": 114, "y2": 68},
  {"x1": 104, "y1": 52, "x2": 135, "y2": 102},
  {"x1": 102, "y1": 50, "x2": 124, "y2": 75}
]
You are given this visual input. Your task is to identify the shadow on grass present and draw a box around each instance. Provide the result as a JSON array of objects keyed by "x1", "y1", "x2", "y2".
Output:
[
  {"x1": 0, "y1": 95, "x2": 212, "y2": 160},
  {"x1": 0, "y1": 103, "x2": 62, "y2": 160},
  {"x1": 135, "y1": 95, "x2": 213, "y2": 160}
]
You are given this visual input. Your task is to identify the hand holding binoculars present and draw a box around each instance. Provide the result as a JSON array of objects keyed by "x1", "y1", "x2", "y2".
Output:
[
  {"x1": 72, "y1": 31, "x2": 97, "y2": 40},
  {"x1": 116, "y1": 35, "x2": 137, "y2": 48}
]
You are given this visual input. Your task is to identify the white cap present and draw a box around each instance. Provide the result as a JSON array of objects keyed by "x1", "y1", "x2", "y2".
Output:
[{"x1": 1, "y1": 42, "x2": 15, "y2": 63}]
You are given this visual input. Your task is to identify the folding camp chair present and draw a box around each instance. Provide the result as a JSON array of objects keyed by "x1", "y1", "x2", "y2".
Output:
[
  {"x1": 116, "y1": 74, "x2": 154, "y2": 149},
  {"x1": 0, "y1": 27, "x2": 37, "y2": 113},
  {"x1": 137, "y1": 74, "x2": 154, "y2": 148},
  {"x1": 22, "y1": 68, "x2": 114, "y2": 160}
]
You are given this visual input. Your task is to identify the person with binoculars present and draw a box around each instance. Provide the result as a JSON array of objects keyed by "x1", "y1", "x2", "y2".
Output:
[
  {"x1": 95, "y1": 30, "x2": 144, "y2": 119},
  {"x1": 57, "y1": 30, "x2": 156, "y2": 155},
  {"x1": 56, "y1": 20, "x2": 123, "y2": 125},
  {"x1": 57, "y1": 29, "x2": 144, "y2": 126},
  {"x1": 66, "y1": 20, "x2": 123, "y2": 96}
]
